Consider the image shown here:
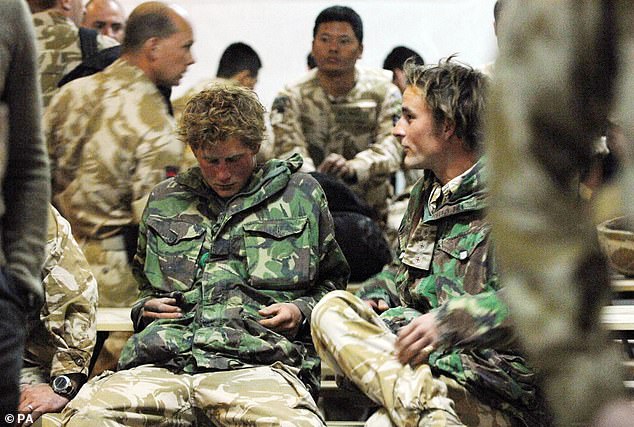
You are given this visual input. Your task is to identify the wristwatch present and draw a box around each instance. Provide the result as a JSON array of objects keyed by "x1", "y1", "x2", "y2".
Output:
[{"x1": 51, "y1": 375, "x2": 76, "y2": 399}]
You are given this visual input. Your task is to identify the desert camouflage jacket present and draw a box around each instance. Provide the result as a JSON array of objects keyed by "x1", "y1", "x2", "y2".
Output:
[
  {"x1": 358, "y1": 159, "x2": 549, "y2": 425},
  {"x1": 24, "y1": 206, "x2": 98, "y2": 378},
  {"x1": 118, "y1": 154, "x2": 349, "y2": 396},
  {"x1": 44, "y1": 58, "x2": 183, "y2": 238},
  {"x1": 270, "y1": 67, "x2": 402, "y2": 221},
  {"x1": 32, "y1": 10, "x2": 117, "y2": 108}
]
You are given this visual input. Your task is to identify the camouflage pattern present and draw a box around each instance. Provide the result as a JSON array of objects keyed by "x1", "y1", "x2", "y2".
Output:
[
  {"x1": 270, "y1": 67, "x2": 403, "y2": 221},
  {"x1": 21, "y1": 205, "x2": 98, "y2": 383},
  {"x1": 61, "y1": 363, "x2": 325, "y2": 426},
  {"x1": 32, "y1": 10, "x2": 117, "y2": 108},
  {"x1": 342, "y1": 160, "x2": 548, "y2": 425},
  {"x1": 312, "y1": 290, "x2": 514, "y2": 427},
  {"x1": 118, "y1": 153, "x2": 349, "y2": 398},
  {"x1": 44, "y1": 58, "x2": 184, "y2": 239},
  {"x1": 486, "y1": 1, "x2": 632, "y2": 425}
]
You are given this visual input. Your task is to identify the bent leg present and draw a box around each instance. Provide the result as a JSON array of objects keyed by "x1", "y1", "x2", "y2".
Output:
[
  {"x1": 62, "y1": 366, "x2": 195, "y2": 427},
  {"x1": 311, "y1": 290, "x2": 462, "y2": 427},
  {"x1": 194, "y1": 363, "x2": 324, "y2": 427}
]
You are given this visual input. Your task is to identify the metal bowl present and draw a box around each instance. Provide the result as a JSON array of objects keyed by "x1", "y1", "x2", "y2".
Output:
[{"x1": 597, "y1": 215, "x2": 634, "y2": 276}]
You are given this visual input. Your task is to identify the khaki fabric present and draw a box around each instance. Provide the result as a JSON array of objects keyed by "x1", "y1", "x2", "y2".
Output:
[
  {"x1": 311, "y1": 291, "x2": 512, "y2": 427},
  {"x1": 62, "y1": 363, "x2": 325, "y2": 426}
]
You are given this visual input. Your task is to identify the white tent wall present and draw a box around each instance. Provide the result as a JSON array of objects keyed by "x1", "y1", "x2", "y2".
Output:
[{"x1": 117, "y1": 0, "x2": 498, "y2": 110}]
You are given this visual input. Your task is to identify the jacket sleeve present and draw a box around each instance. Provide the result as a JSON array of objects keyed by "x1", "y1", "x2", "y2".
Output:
[
  {"x1": 290, "y1": 177, "x2": 349, "y2": 323},
  {"x1": 270, "y1": 88, "x2": 317, "y2": 172},
  {"x1": 346, "y1": 84, "x2": 403, "y2": 184},
  {"x1": 434, "y1": 284, "x2": 518, "y2": 351},
  {"x1": 41, "y1": 206, "x2": 98, "y2": 377},
  {"x1": 130, "y1": 199, "x2": 155, "y2": 331},
  {"x1": 2, "y1": 0, "x2": 51, "y2": 305},
  {"x1": 355, "y1": 258, "x2": 400, "y2": 307}
]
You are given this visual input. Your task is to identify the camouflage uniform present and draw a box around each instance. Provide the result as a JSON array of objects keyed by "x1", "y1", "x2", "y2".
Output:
[
  {"x1": 61, "y1": 154, "x2": 349, "y2": 426},
  {"x1": 44, "y1": 57, "x2": 184, "y2": 308},
  {"x1": 21, "y1": 205, "x2": 97, "y2": 385},
  {"x1": 486, "y1": 1, "x2": 633, "y2": 425},
  {"x1": 270, "y1": 67, "x2": 403, "y2": 221},
  {"x1": 32, "y1": 10, "x2": 117, "y2": 108},
  {"x1": 312, "y1": 160, "x2": 549, "y2": 426}
]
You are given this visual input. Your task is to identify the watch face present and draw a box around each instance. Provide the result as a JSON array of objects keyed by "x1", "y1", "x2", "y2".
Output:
[{"x1": 52, "y1": 375, "x2": 72, "y2": 393}]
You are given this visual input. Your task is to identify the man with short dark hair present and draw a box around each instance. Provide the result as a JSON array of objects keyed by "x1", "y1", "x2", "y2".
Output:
[
  {"x1": 82, "y1": 0, "x2": 126, "y2": 43},
  {"x1": 60, "y1": 84, "x2": 348, "y2": 427},
  {"x1": 172, "y1": 41, "x2": 262, "y2": 119},
  {"x1": 312, "y1": 58, "x2": 549, "y2": 426},
  {"x1": 172, "y1": 41, "x2": 263, "y2": 168},
  {"x1": 383, "y1": 46, "x2": 424, "y2": 94},
  {"x1": 44, "y1": 0, "x2": 193, "y2": 375},
  {"x1": 271, "y1": 5, "x2": 402, "y2": 225}
]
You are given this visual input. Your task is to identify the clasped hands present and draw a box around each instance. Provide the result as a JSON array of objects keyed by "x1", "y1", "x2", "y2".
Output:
[{"x1": 141, "y1": 297, "x2": 303, "y2": 339}]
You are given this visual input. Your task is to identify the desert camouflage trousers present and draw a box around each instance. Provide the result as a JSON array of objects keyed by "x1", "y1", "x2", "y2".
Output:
[
  {"x1": 311, "y1": 291, "x2": 512, "y2": 427},
  {"x1": 61, "y1": 363, "x2": 325, "y2": 426}
]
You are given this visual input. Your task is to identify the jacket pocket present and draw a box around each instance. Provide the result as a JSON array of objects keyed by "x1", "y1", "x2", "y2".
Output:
[
  {"x1": 243, "y1": 217, "x2": 314, "y2": 289},
  {"x1": 435, "y1": 223, "x2": 492, "y2": 295},
  {"x1": 145, "y1": 216, "x2": 206, "y2": 291}
]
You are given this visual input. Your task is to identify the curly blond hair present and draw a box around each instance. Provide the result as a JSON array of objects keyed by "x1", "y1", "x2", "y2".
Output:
[{"x1": 178, "y1": 84, "x2": 266, "y2": 152}]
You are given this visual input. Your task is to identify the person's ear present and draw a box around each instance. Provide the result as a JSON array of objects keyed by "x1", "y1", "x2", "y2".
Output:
[
  {"x1": 59, "y1": 0, "x2": 72, "y2": 12},
  {"x1": 144, "y1": 37, "x2": 161, "y2": 61},
  {"x1": 442, "y1": 119, "x2": 456, "y2": 140},
  {"x1": 357, "y1": 43, "x2": 364, "y2": 60},
  {"x1": 233, "y1": 70, "x2": 252, "y2": 87}
]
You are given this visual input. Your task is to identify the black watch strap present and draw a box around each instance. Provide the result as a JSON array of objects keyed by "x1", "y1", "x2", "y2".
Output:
[{"x1": 51, "y1": 375, "x2": 77, "y2": 399}]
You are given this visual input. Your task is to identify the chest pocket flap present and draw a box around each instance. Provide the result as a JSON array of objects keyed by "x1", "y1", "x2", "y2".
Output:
[
  {"x1": 242, "y1": 217, "x2": 307, "y2": 239},
  {"x1": 145, "y1": 216, "x2": 206, "y2": 291},
  {"x1": 436, "y1": 224, "x2": 490, "y2": 262},
  {"x1": 242, "y1": 217, "x2": 314, "y2": 289}
]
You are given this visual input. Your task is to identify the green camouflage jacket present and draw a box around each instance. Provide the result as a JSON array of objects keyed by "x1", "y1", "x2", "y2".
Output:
[
  {"x1": 32, "y1": 10, "x2": 117, "y2": 108},
  {"x1": 270, "y1": 67, "x2": 403, "y2": 221},
  {"x1": 23, "y1": 205, "x2": 98, "y2": 380},
  {"x1": 119, "y1": 154, "x2": 349, "y2": 396},
  {"x1": 358, "y1": 159, "x2": 549, "y2": 425}
]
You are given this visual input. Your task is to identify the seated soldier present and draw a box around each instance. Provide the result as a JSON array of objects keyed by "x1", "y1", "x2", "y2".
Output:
[
  {"x1": 311, "y1": 58, "x2": 550, "y2": 426},
  {"x1": 60, "y1": 84, "x2": 349, "y2": 426},
  {"x1": 18, "y1": 205, "x2": 97, "y2": 424}
]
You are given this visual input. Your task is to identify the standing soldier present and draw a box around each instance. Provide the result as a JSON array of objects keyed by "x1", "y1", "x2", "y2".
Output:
[{"x1": 27, "y1": 0, "x2": 118, "y2": 107}]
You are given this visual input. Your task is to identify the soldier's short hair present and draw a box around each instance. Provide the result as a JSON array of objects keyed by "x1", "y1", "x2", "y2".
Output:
[
  {"x1": 405, "y1": 56, "x2": 489, "y2": 152},
  {"x1": 179, "y1": 84, "x2": 266, "y2": 152},
  {"x1": 216, "y1": 42, "x2": 262, "y2": 79},
  {"x1": 313, "y1": 6, "x2": 363, "y2": 44},
  {"x1": 383, "y1": 46, "x2": 424, "y2": 72},
  {"x1": 122, "y1": 2, "x2": 179, "y2": 54}
]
